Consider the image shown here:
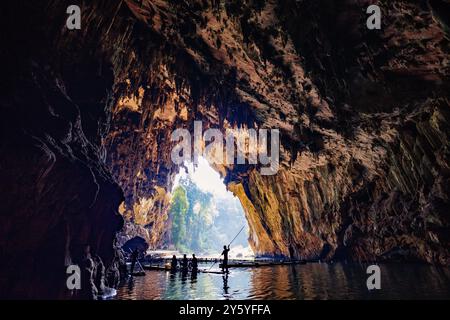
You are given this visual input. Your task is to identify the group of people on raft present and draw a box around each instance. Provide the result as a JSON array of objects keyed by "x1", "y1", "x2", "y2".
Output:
[
  {"x1": 170, "y1": 254, "x2": 197, "y2": 273},
  {"x1": 170, "y1": 245, "x2": 230, "y2": 273},
  {"x1": 129, "y1": 244, "x2": 231, "y2": 275}
]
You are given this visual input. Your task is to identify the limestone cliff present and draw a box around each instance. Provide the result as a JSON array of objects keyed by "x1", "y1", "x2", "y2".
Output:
[
  {"x1": 104, "y1": 0, "x2": 450, "y2": 264},
  {"x1": 0, "y1": 0, "x2": 449, "y2": 299}
]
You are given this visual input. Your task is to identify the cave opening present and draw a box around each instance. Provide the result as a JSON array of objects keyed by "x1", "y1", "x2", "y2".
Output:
[
  {"x1": 1, "y1": 0, "x2": 449, "y2": 301},
  {"x1": 168, "y1": 156, "x2": 254, "y2": 259}
]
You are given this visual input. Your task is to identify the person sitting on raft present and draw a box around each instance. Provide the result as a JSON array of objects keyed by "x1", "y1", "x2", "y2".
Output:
[{"x1": 170, "y1": 255, "x2": 178, "y2": 271}]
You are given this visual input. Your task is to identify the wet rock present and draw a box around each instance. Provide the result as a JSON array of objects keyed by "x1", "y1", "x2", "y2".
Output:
[
  {"x1": 122, "y1": 236, "x2": 149, "y2": 254},
  {"x1": 0, "y1": 0, "x2": 449, "y2": 300}
]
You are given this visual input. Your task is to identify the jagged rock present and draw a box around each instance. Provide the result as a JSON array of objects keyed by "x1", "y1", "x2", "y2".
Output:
[
  {"x1": 0, "y1": 0, "x2": 449, "y2": 299},
  {"x1": 122, "y1": 236, "x2": 149, "y2": 254}
]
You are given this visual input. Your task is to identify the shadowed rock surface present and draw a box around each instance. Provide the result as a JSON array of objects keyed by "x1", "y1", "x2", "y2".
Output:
[
  {"x1": 122, "y1": 236, "x2": 149, "y2": 254},
  {"x1": 0, "y1": 0, "x2": 449, "y2": 298}
]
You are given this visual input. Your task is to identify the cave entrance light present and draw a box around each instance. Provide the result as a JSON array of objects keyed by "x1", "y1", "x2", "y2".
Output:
[{"x1": 170, "y1": 157, "x2": 253, "y2": 259}]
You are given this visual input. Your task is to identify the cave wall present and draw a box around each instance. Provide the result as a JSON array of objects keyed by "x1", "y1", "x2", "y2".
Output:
[
  {"x1": 0, "y1": 0, "x2": 449, "y2": 298},
  {"x1": 101, "y1": 0, "x2": 449, "y2": 264},
  {"x1": 0, "y1": 1, "x2": 127, "y2": 298}
]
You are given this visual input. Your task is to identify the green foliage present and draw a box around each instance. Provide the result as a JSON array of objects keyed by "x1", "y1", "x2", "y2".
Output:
[
  {"x1": 169, "y1": 186, "x2": 189, "y2": 250},
  {"x1": 168, "y1": 175, "x2": 249, "y2": 255},
  {"x1": 168, "y1": 177, "x2": 214, "y2": 253}
]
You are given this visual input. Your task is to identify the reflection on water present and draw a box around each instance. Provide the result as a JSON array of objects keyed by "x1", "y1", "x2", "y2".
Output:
[{"x1": 115, "y1": 263, "x2": 450, "y2": 300}]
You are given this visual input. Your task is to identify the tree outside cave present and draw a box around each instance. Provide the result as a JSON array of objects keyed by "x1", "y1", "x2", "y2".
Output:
[{"x1": 167, "y1": 157, "x2": 253, "y2": 258}]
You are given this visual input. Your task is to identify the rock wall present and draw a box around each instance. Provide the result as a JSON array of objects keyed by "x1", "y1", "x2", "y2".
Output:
[
  {"x1": 102, "y1": 0, "x2": 450, "y2": 264},
  {"x1": 0, "y1": 0, "x2": 449, "y2": 298},
  {"x1": 0, "y1": 1, "x2": 126, "y2": 298}
]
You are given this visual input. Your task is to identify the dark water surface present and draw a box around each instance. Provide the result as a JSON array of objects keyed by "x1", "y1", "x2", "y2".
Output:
[{"x1": 114, "y1": 263, "x2": 450, "y2": 300}]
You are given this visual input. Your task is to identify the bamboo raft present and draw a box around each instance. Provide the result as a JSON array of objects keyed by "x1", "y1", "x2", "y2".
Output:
[
  {"x1": 219, "y1": 260, "x2": 307, "y2": 268},
  {"x1": 142, "y1": 264, "x2": 224, "y2": 274},
  {"x1": 140, "y1": 260, "x2": 307, "y2": 273},
  {"x1": 143, "y1": 265, "x2": 169, "y2": 271}
]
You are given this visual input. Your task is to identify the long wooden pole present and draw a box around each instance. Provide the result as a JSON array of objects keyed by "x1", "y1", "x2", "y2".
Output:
[{"x1": 207, "y1": 225, "x2": 246, "y2": 271}]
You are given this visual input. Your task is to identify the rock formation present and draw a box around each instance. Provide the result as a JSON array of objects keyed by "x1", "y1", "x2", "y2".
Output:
[{"x1": 0, "y1": 0, "x2": 449, "y2": 298}]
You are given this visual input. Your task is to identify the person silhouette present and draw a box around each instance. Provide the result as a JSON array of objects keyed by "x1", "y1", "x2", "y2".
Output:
[
  {"x1": 182, "y1": 254, "x2": 188, "y2": 272},
  {"x1": 170, "y1": 255, "x2": 178, "y2": 272},
  {"x1": 191, "y1": 254, "x2": 198, "y2": 273},
  {"x1": 221, "y1": 245, "x2": 230, "y2": 273},
  {"x1": 130, "y1": 248, "x2": 139, "y2": 275}
]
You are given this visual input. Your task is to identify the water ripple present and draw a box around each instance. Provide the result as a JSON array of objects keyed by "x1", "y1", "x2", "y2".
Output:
[{"x1": 114, "y1": 263, "x2": 450, "y2": 300}]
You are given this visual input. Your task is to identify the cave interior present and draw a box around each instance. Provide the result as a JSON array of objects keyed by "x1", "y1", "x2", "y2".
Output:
[{"x1": 0, "y1": 0, "x2": 449, "y2": 299}]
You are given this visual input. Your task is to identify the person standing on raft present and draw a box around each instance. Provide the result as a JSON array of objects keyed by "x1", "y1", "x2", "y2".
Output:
[
  {"x1": 130, "y1": 249, "x2": 139, "y2": 275},
  {"x1": 221, "y1": 245, "x2": 230, "y2": 273}
]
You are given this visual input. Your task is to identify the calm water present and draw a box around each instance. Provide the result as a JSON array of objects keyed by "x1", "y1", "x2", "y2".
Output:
[{"x1": 114, "y1": 263, "x2": 450, "y2": 300}]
